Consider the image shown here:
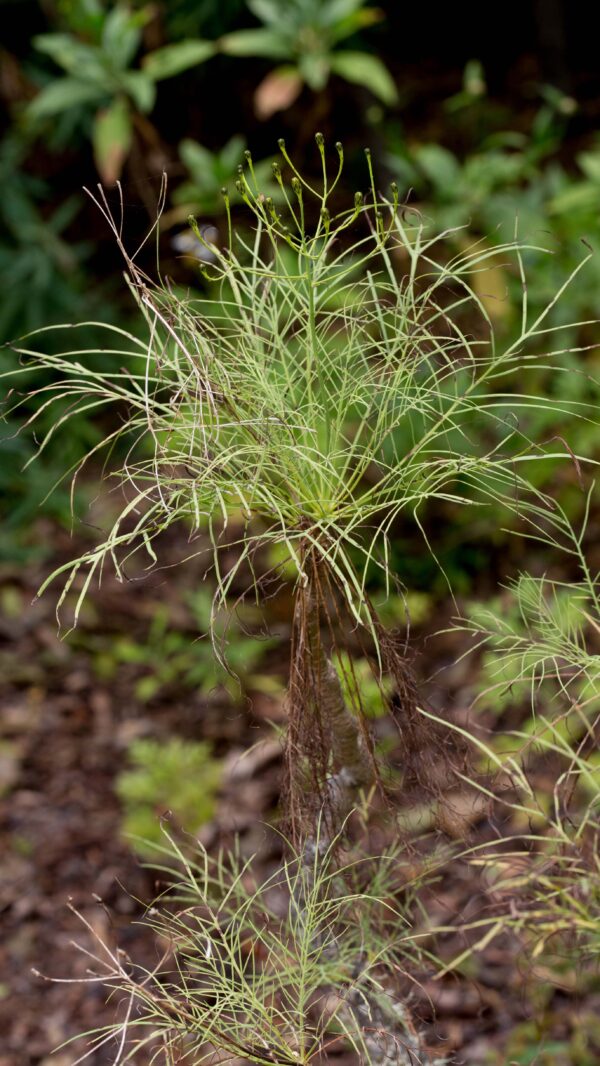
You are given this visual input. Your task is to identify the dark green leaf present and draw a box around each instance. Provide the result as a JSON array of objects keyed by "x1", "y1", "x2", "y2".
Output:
[
  {"x1": 28, "y1": 78, "x2": 106, "y2": 120},
  {"x1": 33, "y1": 33, "x2": 106, "y2": 84},
  {"x1": 219, "y1": 28, "x2": 289, "y2": 59},
  {"x1": 329, "y1": 51, "x2": 397, "y2": 105},
  {"x1": 121, "y1": 71, "x2": 156, "y2": 112},
  {"x1": 143, "y1": 39, "x2": 215, "y2": 81},
  {"x1": 101, "y1": 5, "x2": 143, "y2": 70},
  {"x1": 298, "y1": 53, "x2": 330, "y2": 91}
]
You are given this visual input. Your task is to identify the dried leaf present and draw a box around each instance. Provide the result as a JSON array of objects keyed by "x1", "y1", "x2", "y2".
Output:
[
  {"x1": 254, "y1": 67, "x2": 302, "y2": 120},
  {"x1": 92, "y1": 98, "x2": 132, "y2": 185}
]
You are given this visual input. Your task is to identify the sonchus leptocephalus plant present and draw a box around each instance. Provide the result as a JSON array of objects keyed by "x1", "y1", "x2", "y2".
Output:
[{"x1": 9, "y1": 134, "x2": 593, "y2": 840}]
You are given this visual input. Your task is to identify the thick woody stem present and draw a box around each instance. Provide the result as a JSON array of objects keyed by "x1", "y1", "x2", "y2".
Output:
[
  {"x1": 288, "y1": 565, "x2": 441, "y2": 1066},
  {"x1": 304, "y1": 583, "x2": 372, "y2": 818}
]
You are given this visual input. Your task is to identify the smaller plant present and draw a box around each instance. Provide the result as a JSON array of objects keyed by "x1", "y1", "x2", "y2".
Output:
[
  {"x1": 90, "y1": 589, "x2": 276, "y2": 702},
  {"x1": 458, "y1": 499, "x2": 600, "y2": 739},
  {"x1": 115, "y1": 736, "x2": 222, "y2": 852},
  {"x1": 49, "y1": 824, "x2": 443, "y2": 1065},
  {"x1": 430, "y1": 516, "x2": 600, "y2": 985}
]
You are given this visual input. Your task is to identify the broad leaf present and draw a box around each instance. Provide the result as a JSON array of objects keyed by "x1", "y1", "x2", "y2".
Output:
[
  {"x1": 551, "y1": 182, "x2": 600, "y2": 216},
  {"x1": 179, "y1": 139, "x2": 221, "y2": 181},
  {"x1": 328, "y1": 5, "x2": 384, "y2": 42},
  {"x1": 220, "y1": 135, "x2": 246, "y2": 172},
  {"x1": 578, "y1": 151, "x2": 600, "y2": 185},
  {"x1": 329, "y1": 51, "x2": 397, "y2": 105},
  {"x1": 93, "y1": 97, "x2": 132, "y2": 185},
  {"x1": 143, "y1": 39, "x2": 215, "y2": 81},
  {"x1": 414, "y1": 144, "x2": 462, "y2": 192},
  {"x1": 33, "y1": 33, "x2": 107, "y2": 85},
  {"x1": 61, "y1": 0, "x2": 105, "y2": 41},
  {"x1": 121, "y1": 71, "x2": 156, "y2": 113},
  {"x1": 101, "y1": 4, "x2": 144, "y2": 70},
  {"x1": 299, "y1": 52, "x2": 330, "y2": 92},
  {"x1": 28, "y1": 77, "x2": 106, "y2": 119},
  {"x1": 320, "y1": 0, "x2": 369, "y2": 20},
  {"x1": 219, "y1": 28, "x2": 289, "y2": 59},
  {"x1": 246, "y1": 0, "x2": 287, "y2": 26}
]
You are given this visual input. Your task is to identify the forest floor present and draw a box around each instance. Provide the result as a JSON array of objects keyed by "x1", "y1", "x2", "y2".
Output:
[{"x1": 1, "y1": 520, "x2": 599, "y2": 1066}]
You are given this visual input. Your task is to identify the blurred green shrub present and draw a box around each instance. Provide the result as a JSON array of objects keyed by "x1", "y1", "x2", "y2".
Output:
[
  {"x1": 28, "y1": 2, "x2": 214, "y2": 184},
  {"x1": 385, "y1": 85, "x2": 598, "y2": 344},
  {"x1": 171, "y1": 136, "x2": 279, "y2": 220},
  {"x1": 0, "y1": 136, "x2": 95, "y2": 339},
  {"x1": 380, "y1": 78, "x2": 600, "y2": 583},
  {"x1": 90, "y1": 588, "x2": 277, "y2": 702},
  {"x1": 116, "y1": 736, "x2": 222, "y2": 852}
]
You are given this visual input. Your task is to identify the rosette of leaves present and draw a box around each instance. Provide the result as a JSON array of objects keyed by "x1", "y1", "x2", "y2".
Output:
[
  {"x1": 27, "y1": 2, "x2": 214, "y2": 184},
  {"x1": 220, "y1": 0, "x2": 398, "y2": 118},
  {"x1": 116, "y1": 736, "x2": 222, "y2": 852}
]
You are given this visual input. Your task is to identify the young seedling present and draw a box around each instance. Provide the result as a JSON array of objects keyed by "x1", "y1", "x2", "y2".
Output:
[
  {"x1": 36, "y1": 826, "x2": 444, "y2": 1066},
  {"x1": 417, "y1": 503, "x2": 600, "y2": 988}
]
